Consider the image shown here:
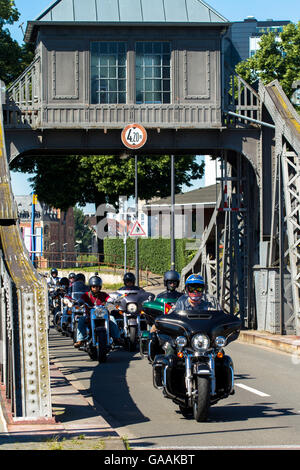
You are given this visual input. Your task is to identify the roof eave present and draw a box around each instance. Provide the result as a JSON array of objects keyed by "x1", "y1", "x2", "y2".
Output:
[{"x1": 25, "y1": 20, "x2": 231, "y2": 43}]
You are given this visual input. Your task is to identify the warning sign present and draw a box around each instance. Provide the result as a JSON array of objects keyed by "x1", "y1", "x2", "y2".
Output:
[
  {"x1": 129, "y1": 221, "x2": 147, "y2": 237},
  {"x1": 121, "y1": 123, "x2": 147, "y2": 150}
]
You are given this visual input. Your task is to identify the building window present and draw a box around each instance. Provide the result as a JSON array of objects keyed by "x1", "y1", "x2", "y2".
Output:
[
  {"x1": 91, "y1": 42, "x2": 127, "y2": 104},
  {"x1": 136, "y1": 42, "x2": 171, "y2": 104}
]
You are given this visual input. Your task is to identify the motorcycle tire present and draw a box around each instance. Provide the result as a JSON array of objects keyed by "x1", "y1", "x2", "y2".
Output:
[
  {"x1": 97, "y1": 329, "x2": 108, "y2": 363},
  {"x1": 193, "y1": 376, "x2": 210, "y2": 422},
  {"x1": 73, "y1": 323, "x2": 78, "y2": 344},
  {"x1": 127, "y1": 326, "x2": 137, "y2": 352}
]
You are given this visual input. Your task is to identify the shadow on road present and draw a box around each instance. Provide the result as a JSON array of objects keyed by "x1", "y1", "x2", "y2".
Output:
[{"x1": 48, "y1": 328, "x2": 150, "y2": 429}]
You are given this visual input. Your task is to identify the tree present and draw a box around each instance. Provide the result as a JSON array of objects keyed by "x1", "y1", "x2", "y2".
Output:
[
  {"x1": 0, "y1": 0, "x2": 34, "y2": 85},
  {"x1": 11, "y1": 154, "x2": 204, "y2": 211},
  {"x1": 236, "y1": 22, "x2": 300, "y2": 101},
  {"x1": 11, "y1": 154, "x2": 204, "y2": 254},
  {"x1": 73, "y1": 207, "x2": 93, "y2": 253}
]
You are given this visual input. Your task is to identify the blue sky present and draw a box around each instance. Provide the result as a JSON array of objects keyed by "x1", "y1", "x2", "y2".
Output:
[{"x1": 7, "y1": 0, "x2": 299, "y2": 208}]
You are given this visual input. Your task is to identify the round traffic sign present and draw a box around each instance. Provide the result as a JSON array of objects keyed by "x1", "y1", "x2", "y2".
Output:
[{"x1": 121, "y1": 123, "x2": 147, "y2": 150}]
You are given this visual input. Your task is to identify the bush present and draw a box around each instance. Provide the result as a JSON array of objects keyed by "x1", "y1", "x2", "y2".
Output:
[{"x1": 104, "y1": 238, "x2": 195, "y2": 275}]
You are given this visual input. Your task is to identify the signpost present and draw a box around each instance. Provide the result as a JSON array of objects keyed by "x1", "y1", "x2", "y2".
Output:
[{"x1": 121, "y1": 124, "x2": 147, "y2": 285}]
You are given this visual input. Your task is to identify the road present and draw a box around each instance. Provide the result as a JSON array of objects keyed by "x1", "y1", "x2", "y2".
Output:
[{"x1": 49, "y1": 328, "x2": 300, "y2": 450}]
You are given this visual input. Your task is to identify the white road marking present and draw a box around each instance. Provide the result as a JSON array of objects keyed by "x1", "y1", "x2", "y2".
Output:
[{"x1": 235, "y1": 383, "x2": 270, "y2": 397}]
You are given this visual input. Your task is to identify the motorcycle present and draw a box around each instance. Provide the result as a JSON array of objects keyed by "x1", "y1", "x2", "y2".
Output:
[
  {"x1": 107, "y1": 289, "x2": 155, "y2": 352},
  {"x1": 74, "y1": 302, "x2": 112, "y2": 363},
  {"x1": 51, "y1": 291, "x2": 66, "y2": 331},
  {"x1": 149, "y1": 307, "x2": 241, "y2": 422},
  {"x1": 140, "y1": 296, "x2": 178, "y2": 359}
]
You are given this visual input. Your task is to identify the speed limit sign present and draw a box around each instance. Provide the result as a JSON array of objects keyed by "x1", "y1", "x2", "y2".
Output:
[{"x1": 121, "y1": 123, "x2": 147, "y2": 150}]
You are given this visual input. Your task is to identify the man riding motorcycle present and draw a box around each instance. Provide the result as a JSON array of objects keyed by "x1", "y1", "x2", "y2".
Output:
[
  {"x1": 71, "y1": 273, "x2": 89, "y2": 302},
  {"x1": 118, "y1": 272, "x2": 143, "y2": 291},
  {"x1": 47, "y1": 268, "x2": 60, "y2": 289},
  {"x1": 156, "y1": 270, "x2": 182, "y2": 301},
  {"x1": 74, "y1": 275, "x2": 120, "y2": 348},
  {"x1": 150, "y1": 274, "x2": 220, "y2": 356},
  {"x1": 173, "y1": 273, "x2": 221, "y2": 311}
]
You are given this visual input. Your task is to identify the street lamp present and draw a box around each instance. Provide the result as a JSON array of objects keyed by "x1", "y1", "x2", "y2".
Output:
[
  {"x1": 171, "y1": 155, "x2": 175, "y2": 271},
  {"x1": 63, "y1": 243, "x2": 68, "y2": 269},
  {"x1": 50, "y1": 242, "x2": 55, "y2": 267},
  {"x1": 120, "y1": 153, "x2": 139, "y2": 285}
]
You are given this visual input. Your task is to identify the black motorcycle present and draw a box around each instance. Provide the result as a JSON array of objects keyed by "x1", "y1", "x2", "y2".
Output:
[
  {"x1": 149, "y1": 307, "x2": 241, "y2": 422},
  {"x1": 108, "y1": 289, "x2": 154, "y2": 351}
]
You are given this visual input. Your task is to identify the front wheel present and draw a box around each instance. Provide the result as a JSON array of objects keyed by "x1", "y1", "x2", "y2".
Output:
[
  {"x1": 97, "y1": 328, "x2": 108, "y2": 363},
  {"x1": 193, "y1": 376, "x2": 210, "y2": 422},
  {"x1": 128, "y1": 326, "x2": 137, "y2": 352}
]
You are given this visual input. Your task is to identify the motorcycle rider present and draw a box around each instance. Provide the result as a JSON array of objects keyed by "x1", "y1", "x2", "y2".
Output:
[
  {"x1": 173, "y1": 273, "x2": 221, "y2": 311},
  {"x1": 68, "y1": 272, "x2": 76, "y2": 291},
  {"x1": 47, "y1": 268, "x2": 60, "y2": 289},
  {"x1": 150, "y1": 274, "x2": 220, "y2": 356},
  {"x1": 156, "y1": 270, "x2": 182, "y2": 301},
  {"x1": 71, "y1": 273, "x2": 88, "y2": 302},
  {"x1": 74, "y1": 275, "x2": 120, "y2": 348},
  {"x1": 118, "y1": 272, "x2": 142, "y2": 291}
]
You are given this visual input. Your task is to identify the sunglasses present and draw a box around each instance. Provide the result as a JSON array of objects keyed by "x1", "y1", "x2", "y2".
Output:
[{"x1": 187, "y1": 285, "x2": 204, "y2": 293}]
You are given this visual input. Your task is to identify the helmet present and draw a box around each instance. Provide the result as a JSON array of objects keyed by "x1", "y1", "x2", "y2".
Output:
[
  {"x1": 51, "y1": 268, "x2": 58, "y2": 276},
  {"x1": 68, "y1": 272, "x2": 76, "y2": 280},
  {"x1": 185, "y1": 274, "x2": 205, "y2": 302},
  {"x1": 59, "y1": 277, "x2": 69, "y2": 288},
  {"x1": 89, "y1": 276, "x2": 102, "y2": 288},
  {"x1": 164, "y1": 270, "x2": 180, "y2": 290},
  {"x1": 123, "y1": 272, "x2": 136, "y2": 285},
  {"x1": 75, "y1": 273, "x2": 86, "y2": 283}
]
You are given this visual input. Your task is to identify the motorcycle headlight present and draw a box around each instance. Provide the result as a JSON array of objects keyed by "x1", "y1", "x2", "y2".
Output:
[
  {"x1": 215, "y1": 336, "x2": 227, "y2": 348},
  {"x1": 191, "y1": 333, "x2": 210, "y2": 352},
  {"x1": 175, "y1": 336, "x2": 187, "y2": 348},
  {"x1": 93, "y1": 307, "x2": 106, "y2": 318},
  {"x1": 127, "y1": 303, "x2": 138, "y2": 314}
]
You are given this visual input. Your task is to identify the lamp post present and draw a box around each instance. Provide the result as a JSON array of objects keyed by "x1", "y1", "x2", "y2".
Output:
[
  {"x1": 50, "y1": 242, "x2": 55, "y2": 267},
  {"x1": 134, "y1": 154, "x2": 139, "y2": 285},
  {"x1": 63, "y1": 242, "x2": 68, "y2": 269},
  {"x1": 170, "y1": 155, "x2": 175, "y2": 271}
]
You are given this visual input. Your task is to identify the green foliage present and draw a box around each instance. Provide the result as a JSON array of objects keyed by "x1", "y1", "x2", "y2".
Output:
[
  {"x1": 0, "y1": 0, "x2": 19, "y2": 26},
  {"x1": 0, "y1": 1, "x2": 34, "y2": 85},
  {"x1": 73, "y1": 206, "x2": 94, "y2": 252},
  {"x1": 11, "y1": 154, "x2": 204, "y2": 212},
  {"x1": 104, "y1": 238, "x2": 193, "y2": 275},
  {"x1": 236, "y1": 22, "x2": 300, "y2": 101}
]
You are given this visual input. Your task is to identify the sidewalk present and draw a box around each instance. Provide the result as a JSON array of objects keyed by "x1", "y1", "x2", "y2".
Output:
[
  {"x1": 0, "y1": 361, "x2": 126, "y2": 450},
  {"x1": 1, "y1": 325, "x2": 299, "y2": 450}
]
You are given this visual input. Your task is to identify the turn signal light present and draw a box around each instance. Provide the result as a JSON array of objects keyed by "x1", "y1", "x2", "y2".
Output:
[
  {"x1": 177, "y1": 351, "x2": 184, "y2": 358},
  {"x1": 217, "y1": 351, "x2": 223, "y2": 359}
]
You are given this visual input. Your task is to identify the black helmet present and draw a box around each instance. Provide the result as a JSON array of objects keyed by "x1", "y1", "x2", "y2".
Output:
[
  {"x1": 164, "y1": 270, "x2": 180, "y2": 290},
  {"x1": 51, "y1": 268, "x2": 58, "y2": 276},
  {"x1": 75, "y1": 273, "x2": 85, "y2": 283},
  {"x1": 68, "y1": 272, "x2": 76, "y2": 280},
  {"x1": 89, "y1": 276, "x2": 102, "y2": 288},
  {"x1": 123, "y1": 272, "x2": 136, "y2": 285},
  {"x1": 59, "y1": 277, "x2": 69, "y2": 287}
]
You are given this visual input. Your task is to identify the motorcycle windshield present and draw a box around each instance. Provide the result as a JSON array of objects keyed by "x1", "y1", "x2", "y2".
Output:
[{"x1": 155, "y1": 309, "x2": 242, "y2": 341}]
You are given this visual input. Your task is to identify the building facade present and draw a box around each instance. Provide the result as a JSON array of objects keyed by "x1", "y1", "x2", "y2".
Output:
[
  {"x1": 228, "y1": 17, "x2": 291, "y2": 68},
  {"x1": 16, "y1": 195, "x2": 75, "y2": 268}
]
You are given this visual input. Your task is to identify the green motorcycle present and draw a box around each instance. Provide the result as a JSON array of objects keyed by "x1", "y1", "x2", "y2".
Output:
[{"x1": 140, "y1": 296, "x2": 178, "y2": 360}]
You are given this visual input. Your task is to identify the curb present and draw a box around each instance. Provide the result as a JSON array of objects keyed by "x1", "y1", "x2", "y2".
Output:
[{"x1": 238, "y1": 330, "x2": 300, "y2": 356}]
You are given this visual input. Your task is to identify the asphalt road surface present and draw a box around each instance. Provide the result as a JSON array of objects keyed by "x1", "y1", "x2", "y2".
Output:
[{"x1": 49, "y1": 328, "x2": 300, "y2": 450}]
